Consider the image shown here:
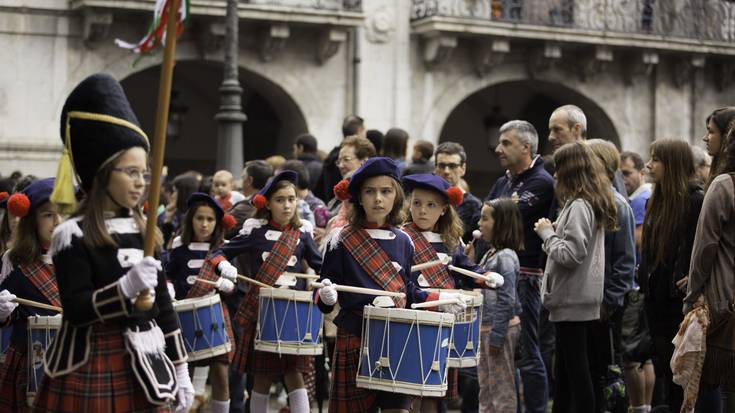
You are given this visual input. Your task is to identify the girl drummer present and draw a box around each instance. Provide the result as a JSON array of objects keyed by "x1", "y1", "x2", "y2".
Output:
[
  {"x1": 315, "y1": 157, "x2": 466, "y2": 413},
  {"x1": 0, "y1": 178, "x2": 62, "y2": 412},
  {"x1": 401, "y1": 173, "x2": 495, "y2": 413},
  {"x1": 202, "y1": 170, "x2": 323, "y2": 413},
  {"x1": 33, "y1": 73, "x2": 193, "y2": 413},
  {"x1": 165, "y1": 193, "x2": 237, "y2": 413}
]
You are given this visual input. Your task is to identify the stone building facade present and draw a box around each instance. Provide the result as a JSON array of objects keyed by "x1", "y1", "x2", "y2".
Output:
[{"x1": 1, "y1": 0, "x2": 735, "y2": 190}]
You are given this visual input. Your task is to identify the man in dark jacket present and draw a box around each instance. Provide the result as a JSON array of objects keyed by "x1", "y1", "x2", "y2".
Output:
[
  {"x1": 313, "y1": 115, "x2": 365, "y2": 202},
  {"x1": 293, "y1": 133, "x2": 323, "y2": 191},
  {"x1": 485, "y1": 120, "x2": 555, "y2": 413}
]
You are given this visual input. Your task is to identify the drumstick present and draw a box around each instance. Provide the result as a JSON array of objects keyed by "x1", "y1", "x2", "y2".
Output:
[
  {"x1": 282, "y1": 272, "x2": 320, "y2": 280},
  {"x1": 447, "y1": 265, "x2": 492, "y2": 282},
  {"x1": 410, "y1": 260, "x2": 445, "y2": 273},
  {"x1": 236, "y1": 274, "x2": 272, "y2": 289},
  {"x1": 194, "y1": 278, "x2": 218, "y2": 286},
  {"x1": 13, "y1": 297, "x2": 62, "y2": 313},
  {"x1": 310, "y1": 282, "x2": 406, "y2": 298},
  {"x1": 411, "y1": 298, "x2": 462, "y2": 309}
]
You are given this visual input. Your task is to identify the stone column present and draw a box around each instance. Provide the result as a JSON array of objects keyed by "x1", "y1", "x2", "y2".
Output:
[{"x1": 215, "y1": 0, "x2": 247, "y2": 175}]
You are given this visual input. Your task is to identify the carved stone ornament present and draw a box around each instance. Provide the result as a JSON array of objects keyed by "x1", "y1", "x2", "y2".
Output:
[
  {"x1": 83, "y1": 9, "x2": 113, "y2": 47},
  {"x1": 259, "y1": 24, "x2": 290, "y2": 63},
  {"x1": 316, "y1": 28, "x2": 348, "y2": 64},
  {"x1": 365, "y1": 7, "x2": 394, "y2": 44},
  {"x1": 422, "y1": 33, "x2": 457, "y2": 70}
]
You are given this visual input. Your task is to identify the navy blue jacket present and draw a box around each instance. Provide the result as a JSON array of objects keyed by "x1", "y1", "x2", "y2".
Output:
[
  {"x1": 485, "y1": 156, "x2": 555, "y2": 269},
  {"x1": 603, "y1": 189, "x2": 637, "y2": 310}
]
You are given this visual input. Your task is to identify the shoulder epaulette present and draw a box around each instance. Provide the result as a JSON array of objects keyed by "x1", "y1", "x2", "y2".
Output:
[{"x1": 49, "y1": 217, "x2": 83, "y2": 256}]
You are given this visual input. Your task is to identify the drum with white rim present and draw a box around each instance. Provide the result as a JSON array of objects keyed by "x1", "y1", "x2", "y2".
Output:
[
  {"x1": 428, "y1": 288, "x2": 483, "y2": 368},
  {"x1": 27, "y1": 315, "x2": 61, "y2": 405},
  {"x1": 357, "y1": 306, "x2": 454, "y2": 397},
  {"x1": 255, "y1": 288, "x2": 323, "y2": 355},
  {"x1": 173, "y1": 294, "x2": 231, "y2": 362}
]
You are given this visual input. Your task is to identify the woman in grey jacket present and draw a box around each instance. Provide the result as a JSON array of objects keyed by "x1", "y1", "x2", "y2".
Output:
[{"x1": 534, "y1": 142, "x2": 618, "y2": 413}]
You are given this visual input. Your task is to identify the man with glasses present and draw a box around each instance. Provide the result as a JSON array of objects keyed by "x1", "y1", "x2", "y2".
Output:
[{"x1": 433, "y1": 142, "x2": 482, "y2": 242}]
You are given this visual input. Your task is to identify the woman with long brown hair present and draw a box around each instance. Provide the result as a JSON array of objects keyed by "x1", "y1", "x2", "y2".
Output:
[
  {"x1": 703, "y1": 107, "x2": 735, "y2": 189},
  {"x1": 640, "y1": 139, "x2": 704, "y2": 413},
  {"x1": 534, "y1": 141, "x2": 617, "y2": 413}
]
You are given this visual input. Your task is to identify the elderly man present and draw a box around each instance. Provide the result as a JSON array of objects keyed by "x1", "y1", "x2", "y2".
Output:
[{"x1": 486, "y1": 120, "x2": 555, "y2": 413}]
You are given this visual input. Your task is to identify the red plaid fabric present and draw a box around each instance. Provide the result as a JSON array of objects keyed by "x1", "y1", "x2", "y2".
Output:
[
  {"x1": 0, "y1": 344, "x2": 28, "y2": 413},
  {"x1": 20, "y1": 262, "x2": 60, "y2": 308},
  {"x1": 402, "y1": 224, "x2": 454, "y2": 289},
  {"x1": 248, "y1": 348, "x2": 312, "y2": 375},
  {"x1": 340, "y1": 226, "x2": 407, "y2": 308},
  {"x1": 329, "y1": 329, "x2": 376, "y2": 413},
  {"x1": 31, "y1": 323, "x2": 171, "y2": 413},
  {"x1": 231, "y1": 228, "x2": 300, "y2": 374}
]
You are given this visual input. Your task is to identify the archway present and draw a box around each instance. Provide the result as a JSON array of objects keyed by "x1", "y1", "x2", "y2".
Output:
[
  {"x1": 121, "y1": 61, "x2": 308, "y2": 176},
  {"x1": 439, "y1": 80, "x2": 619, "y2": 196}
]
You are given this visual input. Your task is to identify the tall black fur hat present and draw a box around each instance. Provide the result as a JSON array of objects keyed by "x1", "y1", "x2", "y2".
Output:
[{"x1": 51, "y1": 73, "x2": 149, "y2": 212}]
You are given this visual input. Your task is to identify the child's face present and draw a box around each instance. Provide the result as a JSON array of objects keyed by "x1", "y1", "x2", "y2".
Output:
[
  {"x1": 359, "y1": 176, "x2": 397, "y2": 226},
  {"x1": 35, "y1": 201, "x2": 62, "y2": 247},
  {"x1": 267, "y1": 186, "x2": 297, "y2": 226},
  {"x1": 192, "y1": 205, "x2": 217, "y2": 242},
  {"x1": 106, "y1": 147, "x2": 148, "y2": 211},
  {"x1": 478, "y1": 204, "x2": 495, "y2": 243},
  {"x1": 409, "y1": 188, "x2": 446, "y2": 231},
  {"x1": 212, "y1": 175, "x2": 233, "y2": 197}
]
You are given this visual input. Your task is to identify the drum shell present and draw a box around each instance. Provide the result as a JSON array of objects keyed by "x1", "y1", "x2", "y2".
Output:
[
  {"x1": 26, "y1": 315, "x2": 61, "y2": 405},
  {"x1": 255, "y1": 288, "x2": 323, "y2": 355},
  {"x1": 357, "y1": 306, "x2": 454, "y2": 397},
  {"x1": 173, "y1": 294, "x2": 231, "y2": 362},
  {"x1": 426, "y1": 289, "x2": 483, "y2": 368}
]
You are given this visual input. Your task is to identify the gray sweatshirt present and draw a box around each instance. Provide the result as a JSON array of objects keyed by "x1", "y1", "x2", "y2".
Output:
[{"x1": 539, "y1": 198, "x2": 605, "y2": 322}]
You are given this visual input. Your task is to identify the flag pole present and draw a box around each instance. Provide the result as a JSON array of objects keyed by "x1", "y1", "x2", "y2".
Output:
[{"x1": 136, "y1": 0, "x2": 181, "y2": 311}]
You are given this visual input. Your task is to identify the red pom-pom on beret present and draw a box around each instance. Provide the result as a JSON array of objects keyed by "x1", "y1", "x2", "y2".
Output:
[
  {"x1": 0, "y1": 192, "x2": 8, "y2": 202},
  {"x1": 446, "y1": 186, "x2": 464, "y2": 207},
  {"x1": 222, "y1": 213, "x2": 237, "y2": 231},
  {"x1": 252, "y1": 194, "x2": 267, "y2": 209},
  {"x1": 333, "y1": 179, "x2": 351, "y2": 201},
  {"x1": 7, "y1": 193, "x2": 31, "y2": 218}
]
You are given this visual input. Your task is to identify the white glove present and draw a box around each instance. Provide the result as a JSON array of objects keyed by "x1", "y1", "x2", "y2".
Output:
[
  {"x1": 0, "y1": 290, "x2": 18, "y2": 321},
  {"x1": 319, "y1": 278, "x2": 338, "y2": 306},
  {"x1": 119, "y1": 256, "x2": 161, "y2": 299},
  {"x1": 438, "y1": 292, "x2": 467, "y2": 314},
  {"x1": 484, "y1": 272, "x2": 505, "y2": 288},
  {"x1": 215, "y1": 278, "x2": 235, "y2": 294},
  {"x1": 217, "y1": 260, "x2": 238, "y2": 282},
  {"x1": 174, "y1": 363, "x2": 195, "y2": 413},
  {"x1": 166, "y1": 282, "x2": 177, "y2": 300}
]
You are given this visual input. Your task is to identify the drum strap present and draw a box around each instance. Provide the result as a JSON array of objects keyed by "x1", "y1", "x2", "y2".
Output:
[
  {"x1": 340, "y1": 225, "x2": 406, "y2": 308},
  {"x1": 21, "y1": 261, "x2": 61, "y2": 308},
  {"x1": 402, "y1": 223, "x2": 453, "y2": 289},
  {"x1": 254, "y1": 227, "x2": 301, "y2": 289},
  {"x1": 186, "y1": 247, "x2": 220, "y2": 299}
]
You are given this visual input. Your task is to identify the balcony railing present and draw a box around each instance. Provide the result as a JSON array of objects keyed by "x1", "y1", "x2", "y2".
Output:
[
  {"x1": 242, "y1": 0, "x2": 361, "y2": 12},
  {"x1": 412, "y1": 0, "x2": 735, "y2": 43}
]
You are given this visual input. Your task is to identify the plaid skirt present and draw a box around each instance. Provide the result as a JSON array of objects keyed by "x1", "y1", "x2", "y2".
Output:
[
  {"x1": 31, "y1": 323, "x2": 171, "y2": 413},
  {"x1": 329, "y1": 329, "x2": 412, "y2": 413},
  {"x1": 0, "y1": 344, "x2": 28, "y2": 413},
  {"x1": 248, "y1": 347, "x2": 313, "y2": 376}
]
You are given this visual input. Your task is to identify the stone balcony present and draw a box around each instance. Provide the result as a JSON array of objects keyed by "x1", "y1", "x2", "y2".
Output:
[
  {"x1": 411, "y1": 0, "x2": 735, "y2": 76},
  {"x1": 71, "y1": 0, "x2": 364, "y2": 62}
]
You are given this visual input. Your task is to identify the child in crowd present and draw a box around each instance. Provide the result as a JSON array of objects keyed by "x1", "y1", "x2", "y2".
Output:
[
  {"x1": 534, "y1": 141, "x2": 617, "y2": 413},
  {"x1": 475, "y1": 198, "x2": 524, "y2": 413},
  {"x1": 202, "y1": 170, "x2": 323, "y2": 413},
  {"x1": 165, "y1": 193, "x2": 237, "y2": 413},
  {"x1": 0, "y1": 178, "x2": 62, "y2": 412},
  {"x1": 315, "y1": 157, "x2": 465, "y2": 413},
  {"x1": 212, "y1": 170, "x2": 245, "y2": 211}
]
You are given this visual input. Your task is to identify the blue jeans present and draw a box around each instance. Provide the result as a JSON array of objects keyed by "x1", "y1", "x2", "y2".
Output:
[{"x1": 518, "y1": 276, "x2": 549, "y2": 413}]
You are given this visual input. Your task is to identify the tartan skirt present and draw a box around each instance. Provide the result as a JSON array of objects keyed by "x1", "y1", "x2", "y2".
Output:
[
  {"x1": 329, "y1": 329, "x2": 412, "y2": 413},
  {"x1": 0, "y1": 343, "x2": 28, "y2": 413},
  {"x1": 247, "y1": 346, "x2": 313, "y2": 376},
  {"x1": 31, "y1": 323, "x2": 171, "y2": 413}
]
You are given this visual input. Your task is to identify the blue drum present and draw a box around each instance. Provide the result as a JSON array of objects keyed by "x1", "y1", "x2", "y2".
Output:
[
  {"x1": 446, "y1": 290, "x2": 482, "y2": 368},
  {"x1": 173, "y1": 294, "x2": 231, "y2": 361},
  {"x1": 0, "y1": 325, "x2": 12, "y2": 363},
  {"x1": 255, "y1": 288, "x2": 323, "y2": 355},
  {"x1": 27, "y1": 315, "x2": 61, "y2": 405},
  {"x1": 357, "y1": 306, "x2": 454, "y2": 397}
]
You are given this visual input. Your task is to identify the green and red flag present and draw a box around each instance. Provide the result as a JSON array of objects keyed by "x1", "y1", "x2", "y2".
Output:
[{"x1": 115, "y1": 0, "x2": 190, "y2": 54}]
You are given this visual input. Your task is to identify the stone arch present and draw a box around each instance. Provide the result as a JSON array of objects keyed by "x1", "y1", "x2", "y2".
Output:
[{"x1": 435, "y1": 79, "x2": 619, "y2": 194}]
